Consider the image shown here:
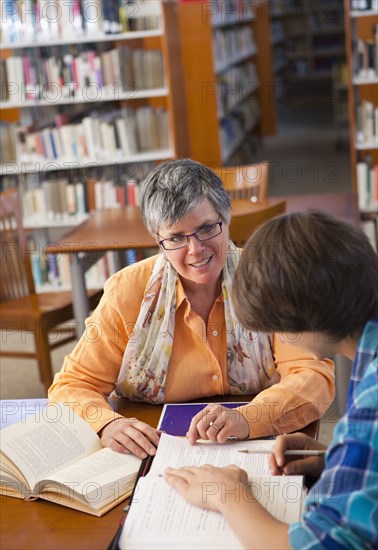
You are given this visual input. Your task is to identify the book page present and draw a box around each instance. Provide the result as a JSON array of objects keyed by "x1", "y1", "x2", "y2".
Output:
[
  {"x1": 0, "y1": 404, "x2": 101, "y2": 491},
  {"x1": 120, "y1": 435, "x2": 303, "y2": 549},
  {"x1": 122, "y1": 474, "x2": 243, "y2": 550},
  {"x1": 248, "y1": 475, "x2": 304, "y2": 523},
  {"x1": 122, "y1": 473, "x2": 303, "y2": 550},
  {"x1": 39, "y1": 447, "x2": 141, "y2": 510},
  {"x1": 149, "y1": 434, "x2": 274, "y2": 476}
]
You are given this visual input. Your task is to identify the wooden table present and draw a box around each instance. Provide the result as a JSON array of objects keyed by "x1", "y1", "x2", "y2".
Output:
[
  {"x1": 46, "y1": 207, "x2": 157, "y2": 336},
  {"x1": 0, "y1": 396, "x2": 319, "y2": 550},
  {"x1": 0, "y1": 400, "x2": 162, "y2": 550}
]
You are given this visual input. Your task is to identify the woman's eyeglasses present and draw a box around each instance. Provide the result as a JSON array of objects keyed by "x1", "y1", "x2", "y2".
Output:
[{"x1": 158, "y1": 221, "x2": 223, "y2": 250}]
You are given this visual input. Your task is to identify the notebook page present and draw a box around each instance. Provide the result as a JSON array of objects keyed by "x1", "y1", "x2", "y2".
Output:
[
  {"x1": 149, "y1": 434, "x2": 274, "y2": 476},
  {"x1": 120, "y1": 435, "x2": 303, "y2": 549}
]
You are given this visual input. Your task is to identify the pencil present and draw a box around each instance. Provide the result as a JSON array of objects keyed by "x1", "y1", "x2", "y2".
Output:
[{"x1": 238, "y1": 449, "x2": 326, "y2": 456}]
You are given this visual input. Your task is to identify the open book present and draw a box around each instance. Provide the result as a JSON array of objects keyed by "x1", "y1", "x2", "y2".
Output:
[
  {"x1": 0, "y1": 403, "x2": 141, "y2": 516},
  {"x1": 120, "y1": 433, "x2": 305, "y2": 549}
]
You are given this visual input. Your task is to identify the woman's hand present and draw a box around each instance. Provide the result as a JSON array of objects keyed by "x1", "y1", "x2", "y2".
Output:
[
  {"x1": 164, "y1": 464, "x2": 249, "y2": 513},
  {"x1": 270, "y1": 432, "x2": 327, "y2": 477},
  {"x1": 100, "y1": 417, "x2": 161, "y2": 458},
  {"x1": 186, "y1": 404, "x2": 250, "y2": 444}
]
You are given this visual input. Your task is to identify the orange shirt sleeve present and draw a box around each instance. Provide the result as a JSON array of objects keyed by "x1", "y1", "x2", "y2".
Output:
[
  {"x1": 237, "y1": 334, "x2": 335, "y2": 438},
  {"x1": 48, "y1": 257, "x2": 154, "y2": 432}
]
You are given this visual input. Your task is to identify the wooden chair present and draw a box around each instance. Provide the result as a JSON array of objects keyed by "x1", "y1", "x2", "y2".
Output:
[
  {"x1": 214, "y1": 162, "x2": 269, "y2": 202},
  {"x1": 230, "y1": 199, "x2": 287, "y2": 247},
  {"x1": 0, "y1": 189, "x2": 103, "y2": 393}
]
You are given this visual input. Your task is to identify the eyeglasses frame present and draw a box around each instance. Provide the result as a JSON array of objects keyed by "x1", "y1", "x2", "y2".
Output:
[{"x1": 158, "y1": 221, "x2": 223, "y2": 251}]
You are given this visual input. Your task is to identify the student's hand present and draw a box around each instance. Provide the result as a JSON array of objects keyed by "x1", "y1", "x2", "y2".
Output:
[
  {"x1": 186, "y1": 404, "x2": 250, "y2": 444},
  {"x1": 269, "y1": 432, "x2": 327, "y2": 477},
  {"x1": 99, "y1": 417, "x2": 161, "y2": 458},
  {"x1": 164, "y1": 464, "x2": 249, "y2": 513}
]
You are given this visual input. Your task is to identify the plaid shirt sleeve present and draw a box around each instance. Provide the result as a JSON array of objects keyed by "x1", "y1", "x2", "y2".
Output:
[{"x1": 289, "y1": 318, "x2": 378, "y2": 550}]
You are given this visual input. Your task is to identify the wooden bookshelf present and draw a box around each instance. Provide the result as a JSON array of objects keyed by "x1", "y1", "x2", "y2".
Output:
[
  {"x1": 284, "y1": 0, "x2": 346, "y2": 88},
  {"x1": 178, "y1": 0, "x2": 276, "y2": 167},
  {"x1": 344, "y1": 0, "x2": 378, "y2": 207},
  {"x1": 0, "y1": 1, "x2": 189, "y2": 186},
  {"x1": 0, "y1": 0, "x2": 189, "y2": 291}
]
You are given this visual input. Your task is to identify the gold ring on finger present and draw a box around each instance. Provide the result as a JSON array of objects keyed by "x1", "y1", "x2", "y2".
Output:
[{"x1": 209, "y1": 421, "x2": 221, "y2": 430}]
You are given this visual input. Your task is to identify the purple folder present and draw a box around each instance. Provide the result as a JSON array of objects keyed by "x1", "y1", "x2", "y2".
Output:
[{"x1": 157, "y1": 402, "x2": 247, "y2": 436}]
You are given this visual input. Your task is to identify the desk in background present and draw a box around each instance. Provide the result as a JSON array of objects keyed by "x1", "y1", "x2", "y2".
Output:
[{"x1": 46, "y1": 207, "x2": 157, "y2": 336}]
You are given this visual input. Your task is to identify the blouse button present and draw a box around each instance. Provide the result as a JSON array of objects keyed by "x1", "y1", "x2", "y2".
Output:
[
  {"x1": 212, "y1": 330, "x2": 218, "y2": 336},
  {"x1": 212, "y1": 374, "x2": 219, "y2": 381}
]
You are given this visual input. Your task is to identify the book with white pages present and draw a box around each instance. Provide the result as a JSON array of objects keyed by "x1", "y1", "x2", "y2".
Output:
[
  {"x1": 0, "y1": 403, "x2": 141, "y2": 516},
  {"x1": 120, "y1": 433, "x2": 306, "y2": 550}
]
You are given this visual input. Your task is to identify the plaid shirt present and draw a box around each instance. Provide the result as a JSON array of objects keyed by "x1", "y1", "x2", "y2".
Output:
[{"x1": 289, "y1": 317, "x2": 378, "y2": 549}]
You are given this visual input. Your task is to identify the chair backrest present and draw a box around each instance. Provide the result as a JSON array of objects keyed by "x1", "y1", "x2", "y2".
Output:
[
  {"x1": 213, "y1": 162, "x2": 269, "y2": 202},
  {"x1": 229, "y1": 199, "x2": 287, "y2": 247},
  {"x1": 0, "y1": 188, "x2": 35, "y2": 302}
]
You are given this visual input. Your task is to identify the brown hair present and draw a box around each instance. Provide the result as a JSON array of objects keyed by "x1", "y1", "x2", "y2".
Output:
[{"x1": 232, "y1": 210, "x2": 378, "y2": 339}]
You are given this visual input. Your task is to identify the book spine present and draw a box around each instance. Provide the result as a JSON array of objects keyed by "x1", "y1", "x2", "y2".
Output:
[
  {"x1": 357, "y1": 161, "x2": 368, "y2": 209},
  {"x1": 66, "y1": 183, "x2": 77, "y2": 215},
  {"x1": 75, "y1": 182, "x2": 87, "y2": 214},
  {"x1": 81, "y1": 0, "x2": 102, "y2": 35}
]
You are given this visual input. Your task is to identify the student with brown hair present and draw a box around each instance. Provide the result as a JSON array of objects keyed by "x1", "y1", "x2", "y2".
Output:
[{"x1": 165, "y1": 210, "x2": 378, "y2": 549}]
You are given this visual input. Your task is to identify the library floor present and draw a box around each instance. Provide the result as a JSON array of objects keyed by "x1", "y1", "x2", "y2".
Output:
[
  {"x1": 262, "y1": 103, "x2": 352, "y2": 196},
  {"x1": 0, "y1": 104, "x2": 349, "y2": 445}
]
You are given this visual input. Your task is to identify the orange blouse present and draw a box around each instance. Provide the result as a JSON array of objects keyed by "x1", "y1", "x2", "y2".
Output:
[{"x1": 49, "y1": 255, "x2": 335, "y2": 436}]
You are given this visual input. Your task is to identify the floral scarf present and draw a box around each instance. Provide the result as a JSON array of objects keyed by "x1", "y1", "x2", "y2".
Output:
[{"x1": 116, "y1": 241, "x2": 280, "y2": 403}]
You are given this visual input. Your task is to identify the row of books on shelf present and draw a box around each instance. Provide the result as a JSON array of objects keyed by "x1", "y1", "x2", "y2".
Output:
[
  {"x1": 309, "y1": 10, "x2": 344, "y2": 30},
  {"x1": 354, "y1": 29, "x2": 378, "y2": 81},
  {"x1": 271, "y1": 19, "x2": 284, "y2": 43},
  {"x1": 217, "y1": 60, "x2": 259, "y2": 118},
  {"x1": 351, "y1": 0, "x2": 376, "y2": 11},
  {"x1": 1, "y1": 47, "x2": 164, "y2": 104},
  {"x1": 210, "y1": 0, "x2": 256, "y2": 26},
  {"x1": 30, "y1": 238, "x2": 144, "y2": 291},
  {"x1": 213, "y1": 25, "x2": 256, "y2": 72},
  {"x1": 22, "y1": 176, "x2": 142, "y2": 225},
  {"x1": 357, "y1": 158, "x2": 378, "y2": 210},
  {"x1": 1, "y1": 106, "x2": 170, "y2": 165},
  {"x1": 1, "y1": 0, "x2": 160, "y2": 45},
  {"x1": 356, "y1": 100, "x2": 378, "y2": 146},
  {"x1": 220, "y1": 100, "x2": 260, "y2": 163}
]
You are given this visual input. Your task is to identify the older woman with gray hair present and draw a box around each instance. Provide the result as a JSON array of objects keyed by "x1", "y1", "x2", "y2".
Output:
[{"x1": 49, "y1": 159, "x2": 335, "y2": 458}]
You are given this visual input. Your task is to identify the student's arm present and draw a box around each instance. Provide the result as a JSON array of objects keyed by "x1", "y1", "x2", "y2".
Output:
[
  {"x1": 164, "y1": 465, "x2": 291, "y2": 550},
  {"x1": 289, "y1": 364, "x2": 378, "y2": 549},
  {"x1": 237, "y1": 334, "x2": 335, "y2": 438}
]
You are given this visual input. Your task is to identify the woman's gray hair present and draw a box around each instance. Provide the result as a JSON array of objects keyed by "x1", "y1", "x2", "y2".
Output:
[{"x1": 140, "y1": 159, "x2": 231, "y2": 235}]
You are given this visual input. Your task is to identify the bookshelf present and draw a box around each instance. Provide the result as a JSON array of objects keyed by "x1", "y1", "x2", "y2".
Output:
[
  {"x1": 0, "y1": 2, "x2": 188, "y2": 193},
  {"x1": 178, "y1": 0, "x2": 276, "y2": 167},
  {"x1": 344, "y1": 0, "x2": 378, "y2": 211},
  {"x1": 0, "y1": 0, "x2": 189, "y2": 290},
  {"x1": 284, "y1": 0, "x2": 346, "y2": 92}
]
